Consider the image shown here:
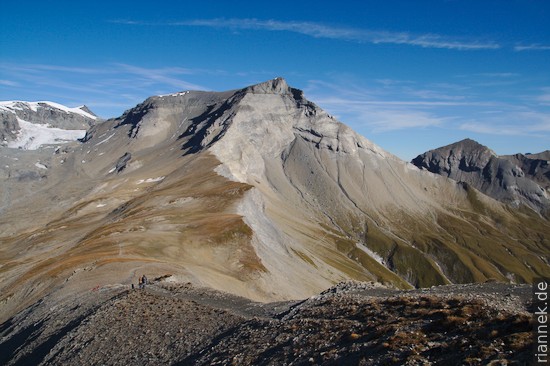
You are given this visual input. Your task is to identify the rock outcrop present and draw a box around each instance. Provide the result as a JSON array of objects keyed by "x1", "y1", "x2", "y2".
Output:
[{"x1": 411, "y1": 138, "x2": 550, "y2": 213}]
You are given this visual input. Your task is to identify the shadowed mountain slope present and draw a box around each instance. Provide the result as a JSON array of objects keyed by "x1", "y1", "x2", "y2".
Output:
[
  {"x1": 411, "y1": 138, "x2": 550, "y2": 214},
  {"x1": 1, "y1": 79, "x2": 549, "y2": 324}
]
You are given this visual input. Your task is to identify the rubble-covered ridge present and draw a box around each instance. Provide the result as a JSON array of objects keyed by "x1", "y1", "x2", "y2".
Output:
[{"x1": 0, "y1": 280, "x2": 534, "y2": 366}]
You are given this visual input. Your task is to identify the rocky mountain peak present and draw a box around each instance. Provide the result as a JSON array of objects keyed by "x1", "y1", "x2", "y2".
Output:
[
  {"x1": 412, "y1": 138, "x2": 549, "y2": 212},
  {"x1": 243, "y1": 77, "x2": 291, "y2": 95},
  {"x1": 411, "y1": 138, "x2": 495, "y2": 175},
  {"x1": 78, "y1": 105, "x2": 97, "y2": 118},
  {"x1": 451, "y1": 138, "x2": 492, "y2": 151}
]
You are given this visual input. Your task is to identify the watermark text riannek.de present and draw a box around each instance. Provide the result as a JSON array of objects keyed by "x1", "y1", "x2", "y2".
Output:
[{"x1": 534, "y1": 278, "x2": 549, "y2": 364}]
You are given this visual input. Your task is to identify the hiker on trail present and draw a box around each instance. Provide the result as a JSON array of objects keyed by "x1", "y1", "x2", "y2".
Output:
[
  {"x1": 142, "y1": 275, "x2": 148, "y2": 287},
  {"x1": 138, "y1": 276, "x2": 143, "y2": 289}
]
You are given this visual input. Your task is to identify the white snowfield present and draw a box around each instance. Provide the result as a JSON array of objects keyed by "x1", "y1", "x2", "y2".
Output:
[
  {"x1": 7, "y1": 118, "x2": 87, "y2": 150},
  {"x1": 136, "y1": 176, "x2": 165, "y2": 184},
  {"x1": 0, "y1": 101, "x2": 97, "y2": 120},
  {"x1": 158, "y1": 91, "x2": 190, "y2": 98}
]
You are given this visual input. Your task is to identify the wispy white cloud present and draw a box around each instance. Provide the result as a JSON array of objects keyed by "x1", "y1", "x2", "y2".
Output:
[
  {"x1": 0, "y1": 62, "x2": 214, "y2": 118},
  {"x1": 313, "y1": 96, "x2": 450, "y2": 133},
  {"x1": 399, "y1": 87, "x2": 466, "y2": 101},
  {"x1": 514, "y1": 44, "x2": 550, "y2": 51},
  {"x1": 308, "y1": 93, "x2": 450, "y2": 132},
  {"x1": 315, "y1": 97, "x2": 496, "y2": 108},
  {"x1": 475, "y1": 72, "x2": 519, "y2": 78},
  {"x1": 304, "y1": 76, "x2": 550, "y2": 144},
  {"x1": 360, "y1": 109, "x2": 448, "y2": 132},
  {"x1": 537, "y1": 88, "x2": 550, "y2": 106},
  {"x1": 111, "y1": 18, "x2": 501, "y2": 51},
  {"x1": 0, "y1": 62, "x2": 281, "y2": 118},
  {"x1": 454, "y1": 72, "x2": 522, "y2": 88},
  {"x1": 538, "y1": 96, "x2": 550, "y2": 105},
  {"x1": 375, "y1": 79, "x2": 416, "y2": 86},
  {"x1": 1, "y1": 64, "x2": 106, "y2": 76},
  {"x1": 460, "y1": 110, "x2": 550, "y2": 135},
  {"x1": 1, "y1": 62, "x2": 210, "y2": 89},
  {"x1": 0, "y1": 80, "x2": 19, "y2": 87},
  {"x1": 425, "y1": 82, "x2": 471, "y2": 92},
  {"x1": 460, "y1": 123, "x2": 521, "y2": 135},
  {"x1": 113, "y1": 64, "x2": 206, "y2": 90},
  {"x1": 517, "y1": 111, "x2": 550, "y2": 132}
]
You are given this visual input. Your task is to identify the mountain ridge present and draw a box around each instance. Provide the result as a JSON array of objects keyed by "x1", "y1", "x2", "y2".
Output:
[
  {"x1": 0, "y1": 100, "x2": 97, "y2": 150},
  {"x1": 1, "y1": 78, "x2": 549, "y2": 325}
]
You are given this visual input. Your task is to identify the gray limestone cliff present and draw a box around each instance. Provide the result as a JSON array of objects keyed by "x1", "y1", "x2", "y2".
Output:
[{"x1": 411, "y1": 138, "x2": 549, "y2": 213}]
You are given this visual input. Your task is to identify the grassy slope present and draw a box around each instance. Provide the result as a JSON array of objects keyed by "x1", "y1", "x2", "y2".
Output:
[{"x1": 0, "y1": 152, "x2": 261, "y2": 321}]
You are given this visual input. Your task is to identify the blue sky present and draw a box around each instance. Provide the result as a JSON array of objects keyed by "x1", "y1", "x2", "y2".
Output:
[{"x1": 1, "y1": 0, "x2": 549, "y2": 160}]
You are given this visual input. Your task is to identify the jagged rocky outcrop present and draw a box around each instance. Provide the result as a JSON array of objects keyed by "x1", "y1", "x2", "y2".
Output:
[
  {"x1": 411, "y1": 138, "x2": 550, "y2": 213},
  {"x1": 0, "y1": 110, "x2": 20, "y2": 142},
  {"x1": 502, "y1": 151, "x2": 550, "y2": 189},
  {"x1": 1, "y1": 79, "x2": 549, "y2": 330}
]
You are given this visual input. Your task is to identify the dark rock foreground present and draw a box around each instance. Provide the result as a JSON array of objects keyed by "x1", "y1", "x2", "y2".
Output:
[{"x1": 1, "y1": 280, "x2": 533, "y2": 365}]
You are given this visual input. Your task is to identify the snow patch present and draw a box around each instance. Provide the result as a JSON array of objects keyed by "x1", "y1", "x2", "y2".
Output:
[
  {"x1": 431, "y1": 261, "x2": 452, "y2": 284},
  {"x1": 7, "y1": 118, "x2": 86, "y2": 150},
  {"x1": 355, "y1": 243, "x2": 386, "y2": 266},
  {"x1": 95, "y1": 133, "x2": 115, "y2": 146},
  {"x1": 136, "y1": 176, "x2": 165, "y2": 184},
  {"x1": 0, "y1": 101, "x2": 97, "y2": 120},
  {"x1": 35, "y1": 162, "x2": 48, "y2": 170},
  {"x1": 158, "y1": 91, "x2": 190, "y2": 98}
]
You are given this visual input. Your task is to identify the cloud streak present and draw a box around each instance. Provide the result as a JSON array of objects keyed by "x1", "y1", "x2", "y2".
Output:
[
  {"x1": 111, "y1": 18, "x2": 501, "y2": 51},
  {"x1": 0, "y1": 80, "x2": 19, "y2": 87},
  {"x1": 537, "y1": 89, "x2": 550, "y2": 106},
  {"x1": 315, "y1": 97, "x2": 497, "y2": 108},
  {"x1": 304, "y1": 77, "x2": 550, "y2": 143},
  {"x1": 0, "y1": 62, "x2": 212, "y2": 118},
  {"x1": 113, "y1": 64, "x2": 206, "y2": 90},
  {"x1": 514, "y1": 44, "x2": 550, "y2": 51},
  {"x1": 460, "y1": 110, "x2": 550, "y2": 136}
]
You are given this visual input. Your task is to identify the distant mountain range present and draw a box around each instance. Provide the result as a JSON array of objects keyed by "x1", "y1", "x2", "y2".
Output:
[
  {"x1": 0, "y1": 101, "x2": 97, "y2": 149},
  {"x1": 1, "y1": 79, "x2": 549, "y2": 326}
]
